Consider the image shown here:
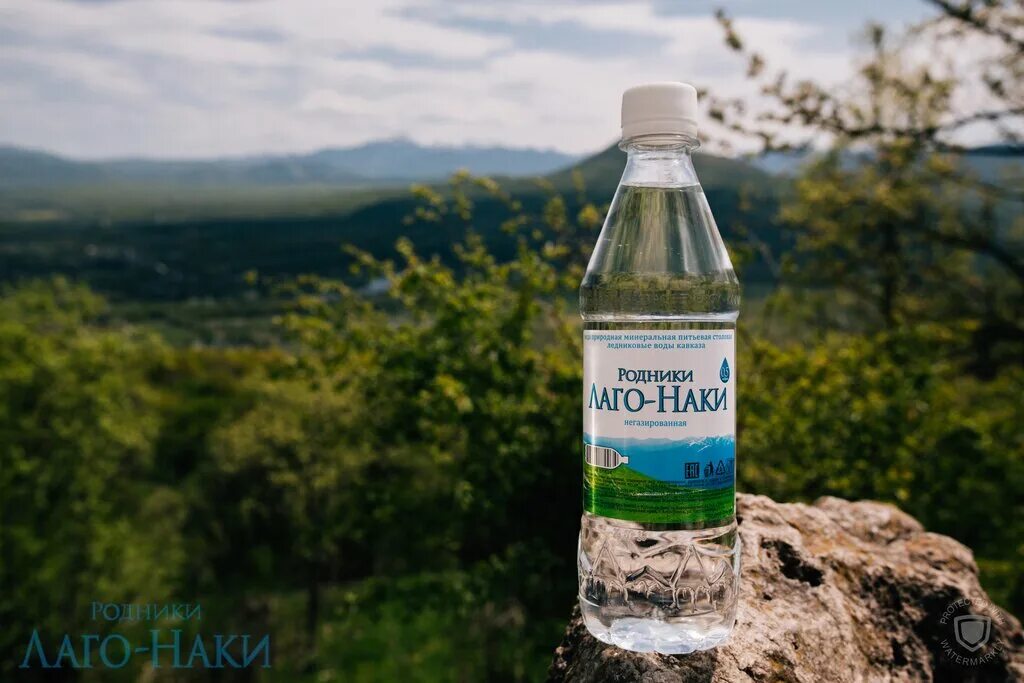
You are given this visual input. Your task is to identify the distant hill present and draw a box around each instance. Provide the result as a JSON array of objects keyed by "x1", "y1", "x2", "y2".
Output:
[
  {"x1": 309, "y1": 138, "x2": 576, "y2": 180},
  {"x1": 2, "y1": 137, "x2": 1014, "y2": 330},
  {"x1": 749, "y1": 144, "x2": 1024, "y2": 178},
  {"x1": 0, "y1": 147, "x2": 109, "y2": 186},
  {"x1": 550, "y1": 144, "x2": 778, "y2": 196},
  {"x1": 0, "y1": 142, "x2": 784, "y2": 305},
  {"x1": 0, "y1": 139, "x2": 577, "y2": 189},
  {"x1": 960, "y1": 145, "x2": 1024, "y2": 182},
  {"x1": 0, "y1": 145, "x2": 367, "y2": 188}
]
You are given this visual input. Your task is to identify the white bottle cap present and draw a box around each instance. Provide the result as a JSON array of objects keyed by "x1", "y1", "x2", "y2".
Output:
[{"x1": 620, "y1": 82, "x2": 698, "y2": 141}]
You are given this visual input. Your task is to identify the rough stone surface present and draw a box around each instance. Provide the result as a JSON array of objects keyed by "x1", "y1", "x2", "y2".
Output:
[{"x1": 549, "y1": 494, "x2": 1024, "y2": 682}]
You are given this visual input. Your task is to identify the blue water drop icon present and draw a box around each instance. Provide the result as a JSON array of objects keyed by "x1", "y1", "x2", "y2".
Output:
[{"x1": 720, "y1": 358, "x2": 730, "y2": 383}]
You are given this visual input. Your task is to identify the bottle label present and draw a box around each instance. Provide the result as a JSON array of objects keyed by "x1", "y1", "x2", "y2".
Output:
[{"x1": 582, "y1": 329, "x2": 735, "y2": 524}]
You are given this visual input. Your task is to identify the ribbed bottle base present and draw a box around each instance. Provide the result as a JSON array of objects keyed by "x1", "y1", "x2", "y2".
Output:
[{"x1": 577, "y1": 513, "x2": 740, "y2": 654}]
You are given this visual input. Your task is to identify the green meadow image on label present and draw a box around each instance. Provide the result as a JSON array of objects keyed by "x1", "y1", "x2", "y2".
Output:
[
  {"x1": 581, "y1": 434, "x2": 736, "y2": 523},
  {"x1": 582, "y1": 457, "x2": 734, "y2": 524}
]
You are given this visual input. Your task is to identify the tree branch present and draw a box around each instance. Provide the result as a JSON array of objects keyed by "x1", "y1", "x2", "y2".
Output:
[{"x1": 925, "y1": 0, "x2": 1024, "y2": 52}]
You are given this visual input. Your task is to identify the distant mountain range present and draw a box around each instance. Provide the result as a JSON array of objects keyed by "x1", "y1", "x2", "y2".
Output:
[
  {"x1": 0, "y1": 138, "x2": 578, "y2": 188},
  {"x1": 0, "y1": 136, "x2": 1015, "y2": 308},
  {"x1": 4, "y1": 138, "x2": 1015, "y2": 191},
  {"x1": 0, "y1": 141, "x2": 783, "y2": 304},
  {"x1": 747, "y1": 144, "x2": 1023, "y2": 180},
  {"x1": 304, "y1": 139, "x2": 577, "y2": 180}
]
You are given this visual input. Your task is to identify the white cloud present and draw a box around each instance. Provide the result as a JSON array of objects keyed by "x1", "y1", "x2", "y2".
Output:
[{"x1": 0, "y1": 0, "x2": 891, "y2": 158}]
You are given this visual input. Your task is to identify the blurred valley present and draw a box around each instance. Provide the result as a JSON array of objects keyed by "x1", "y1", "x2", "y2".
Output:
[{"x1": 0, "y1": 140, "x2": 783, "y2": 343}]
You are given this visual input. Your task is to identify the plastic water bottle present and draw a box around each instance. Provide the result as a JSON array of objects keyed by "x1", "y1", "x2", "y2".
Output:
[{"x1": 578, "y1": 82, "x2": 741, "y2": 654}]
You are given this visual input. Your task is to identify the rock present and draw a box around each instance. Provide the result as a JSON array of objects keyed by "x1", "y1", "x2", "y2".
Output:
[{"x1": 548, "y1": 494, "x2": 1024, "y2": 682}]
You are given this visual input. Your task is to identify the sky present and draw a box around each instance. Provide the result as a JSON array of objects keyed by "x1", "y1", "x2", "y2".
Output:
[{"x1": 0, "y1": 0, "x2": 935, "y2": 160}]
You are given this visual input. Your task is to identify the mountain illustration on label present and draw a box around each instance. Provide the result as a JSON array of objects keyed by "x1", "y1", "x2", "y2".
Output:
[{"x1": 720, "y1": 358, "x2": 730, "y2": 383}]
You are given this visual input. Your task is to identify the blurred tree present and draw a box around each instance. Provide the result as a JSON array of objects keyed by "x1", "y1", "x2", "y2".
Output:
[
  {"x1": 709, "y1": 1, "x2": 1023, "y2": 370},
  {"x1": 738, "y1": 328, "x2": 1024, "y2": 611},
  {"x1": 203, "y1": 173, "x2": 602, "y2": 675},
  {"x1": 0, "y1": 279, "x2": 184, "y2": 680},
  {"x1": 210, "y1": 377, "x2": 369, "y2": 668}
]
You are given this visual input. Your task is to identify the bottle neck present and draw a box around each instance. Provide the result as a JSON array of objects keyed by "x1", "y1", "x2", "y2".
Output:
[{"x1": 619, "y1": 134, "x2": 699, "y2": 188}]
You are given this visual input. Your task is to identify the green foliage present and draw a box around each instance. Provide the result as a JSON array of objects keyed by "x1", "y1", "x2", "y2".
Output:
[
  {"x1": 740, "y1": 328, "x2": 1024, "y2": 609},
  {"x1": 0, "y1": 279, "x2": 180, "y2": 677},
  {"x1": 265, "y1": 173, "x2": 589, "y2": 590},
  {"x1": 309, "y1": 569, "x2": 563, "y2": 683},
  {"x1": 776, "y1": 147, "x2": 1023, "y2": 367}
]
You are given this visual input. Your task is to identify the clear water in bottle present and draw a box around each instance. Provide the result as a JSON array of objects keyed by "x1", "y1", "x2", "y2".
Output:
[{"x1": 578, "y1": 83, "x2": 741, "y2": 654}]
